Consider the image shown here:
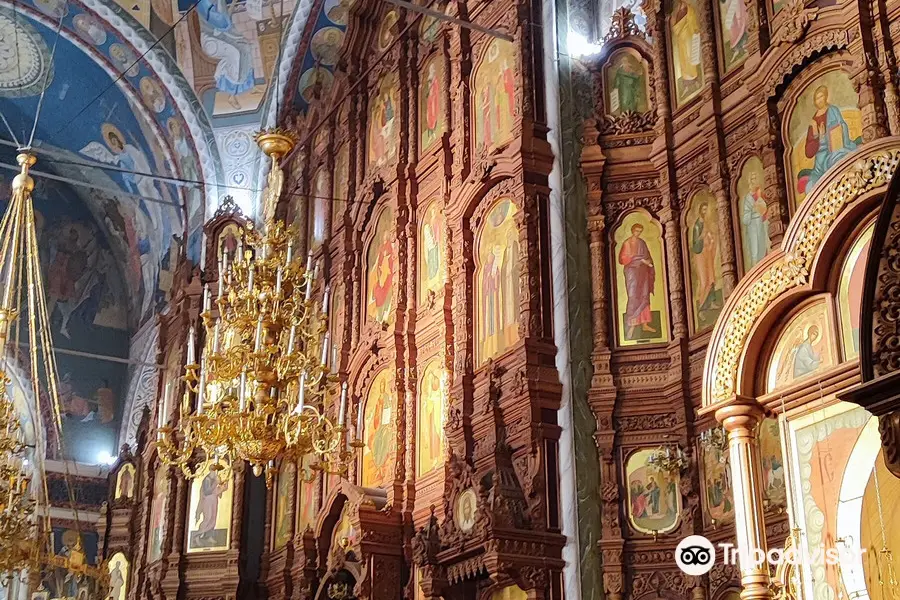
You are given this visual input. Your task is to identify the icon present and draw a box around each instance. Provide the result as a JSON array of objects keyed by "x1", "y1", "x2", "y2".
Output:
[{"x1": 675, "y1": 535, "x2": 716, "y2": 575}]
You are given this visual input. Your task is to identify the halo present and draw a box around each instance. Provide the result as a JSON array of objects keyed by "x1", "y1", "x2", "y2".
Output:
[{"x1": 101, "y1": 122, "x2": 126, "y2": 148}]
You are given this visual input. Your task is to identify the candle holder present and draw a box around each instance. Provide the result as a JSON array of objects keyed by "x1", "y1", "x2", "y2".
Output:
[{"x1": 156, "y1": 129, "x2": 355, "y2": 486}]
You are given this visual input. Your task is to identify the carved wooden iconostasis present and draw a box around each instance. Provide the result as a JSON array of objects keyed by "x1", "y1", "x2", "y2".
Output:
[
  {"x1": 577, "y1": 0, "x2": 900, "y2": 593},
  {"x1": 274, "y1": 1, "x2": 564, "y2": 599}
]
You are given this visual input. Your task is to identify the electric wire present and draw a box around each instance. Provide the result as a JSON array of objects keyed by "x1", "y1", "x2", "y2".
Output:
[{"x1": 25, "y1": 10, "x2": 66, "y2": 150}]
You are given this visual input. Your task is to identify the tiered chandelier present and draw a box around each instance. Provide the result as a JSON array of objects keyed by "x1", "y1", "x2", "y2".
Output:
[
  {"x1": 157, "y1": 130, "x2": 354, "y2": 486},
  {"x1": 0, "y1": 153, "x2": 109, "y2": 592}
]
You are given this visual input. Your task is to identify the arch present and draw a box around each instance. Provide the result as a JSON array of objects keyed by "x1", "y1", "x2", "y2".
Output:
[{"x1": 701, "y1": 137, "x2": 900, "y2": 410}]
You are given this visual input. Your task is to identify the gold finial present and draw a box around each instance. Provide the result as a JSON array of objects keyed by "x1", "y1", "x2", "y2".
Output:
[
  {"x1": 254, "y1": 129, "x2": 297, "y2": 226},
  {"x1": 12, "y1": 153, "x2": 36, "y2": 195},
  {"x1": 254, "y1": 128, "x2": 298, "y2": 160}
]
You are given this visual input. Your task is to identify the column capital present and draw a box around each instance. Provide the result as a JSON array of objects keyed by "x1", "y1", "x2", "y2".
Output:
[{"x1": 715, "y1": 396, "x2": 766, "y2": 433}]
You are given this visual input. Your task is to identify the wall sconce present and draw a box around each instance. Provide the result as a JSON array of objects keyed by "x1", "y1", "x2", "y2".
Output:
[
  {"x1": 647, "y1": 444, "x2": 689, "y2": 475},
  {"x1": 699, "y1": 425, "x2": 729, "y2": 459}
]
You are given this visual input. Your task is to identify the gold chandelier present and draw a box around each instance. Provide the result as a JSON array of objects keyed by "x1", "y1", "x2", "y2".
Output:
[
  {"x1": 157, "y1": 129, "x2": 354, "y2": 486},
  {"x1": 0, "y1": 153, "x2": 109, "y2": 593}
]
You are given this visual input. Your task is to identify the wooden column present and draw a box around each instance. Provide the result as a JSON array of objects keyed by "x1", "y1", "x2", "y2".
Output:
[{"x1": 715, "y1": 398, "x2": 773, "y2": 600}]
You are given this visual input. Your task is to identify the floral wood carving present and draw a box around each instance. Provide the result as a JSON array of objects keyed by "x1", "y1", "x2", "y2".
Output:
[
  {"x1": 603, "y1": 7, "x2": 646, "y2": 42},
  {"x1": 704, "y1": 147, "x2": 900, "y2": 407},
  {"x1": 771, "y1": 0, "x2": 817, "y2": 46},
  {"x1": 598, "y1": 111, "x2": 656, "y2": 136}
]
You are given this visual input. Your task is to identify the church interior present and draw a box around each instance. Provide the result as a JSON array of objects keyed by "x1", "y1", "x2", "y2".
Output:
[{"x1": 2, "y1": 0, "x2": 900, "y2": 598}]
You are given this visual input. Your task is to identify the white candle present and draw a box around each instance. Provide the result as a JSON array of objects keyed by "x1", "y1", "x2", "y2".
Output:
[
  {"x1": 197, "y1": 358, "x2": 206, "y2": 415},
  {"x1": 187, "y1": 326, "x2": 196, "y2": 365},
  {"x1": 217, "y1": 258, "x2": 225, "y2": 300},
  {"x1": 159, "y1": 381, "x2": 172, "y2": 429},
  {"x1": 239, "y1": 368, "x2": 248, "y2": 411},
  {"x1": 203, "y1": 284, "x2": 211, "y2": 312},
  {"x1": 320, "y1": 331, "x2": 331, "y2": 367},
  {"x1": 213, "y1": 320, "x2": 221, "y2": 353},
  {"x1": 237, "y1": 237, "x2": 244, "y2": 262},
  {"x1": 275, "y1": 265, "x2": 283, "y2": 296},
  {"x1": 254, "y1": 317, "x2": 264, "y2": 352},
  {"x1": 295, "y1": 371, "x2": 307, "y2": 413},
  {"x1": 338, "y1": 382, "x2": 348, "y2": 426},
  {"x1": 322, "y1": 285, "x2": 331, "y2": 316},
  {"x1": 287, "y1": 322, "x2": 296, "y2": 354},
  {"x1": 247, "y1": 262, "x2": 255, "y2": 292},
  {"x1": 304, "y1": 253, "x2": 314, "y2": 302},
  {"x1": 286, "y1": 238, "x2": 294, "y2": 265}
]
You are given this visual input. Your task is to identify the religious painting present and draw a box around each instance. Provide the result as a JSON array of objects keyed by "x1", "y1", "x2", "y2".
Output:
[
  {"x1": 324, "y1": 0, "x2": 355, "y2": 25},
  {"x1": 786, "y1": 403, "x2": 874, "y2": 600},
  {"x1": 148, "y1": 468, "x2": 168, "y2": 562},
  {"x1": 613, "y1": 210, "x2": 669, "y2": 346},
  {"x1": 491, "y1": 586, "x2": 528, "y2": 600},
  {"x1": 421, "y1": 11, "x2": 441, "y2": 42},
  {"x1": 669, "y1": 0, "x2": 705, "y2": 106},
  {"x1": 310, "y1": 169, "x2": 328, "y2": 249},
  {"x1": 298, "y1": 67, "x2": 335, "y2": 104},
  {"x1": 700, "y1": 432, "x2": 734, "y2": 526},
  {"x1": 331, "y1": 504, "x2": 359, "y2": 552},
  {"x1": 13, "y1": 178, "x2": 135, "y2": 464},
  {"x1": 332, "y1": 145, "x2": 349, "y2": 234},
  {"x1": 420, "y1": 55, "x2": 446, "y2": 151},
  {"x1": 718, "y1": 0, "x2": 748, "y2": 72},
  {"x1": 766, "y1": 299, "x2": 836, "y2": 392},
  {"x1": 273, "y1": 461, "x2": 296, "y2": 550},
  {"x1": 311, "y1": 26, "x2": 345, "y2": 66},
  {"x1": 114, "y1": 463, "x2": 135, "y2": 500},
  {"x1": 838, "y1": 222, "x2": 874, "y2": 361},
  {"x1": 417, "y1": 359, "x2": 445, "y2": 476},
  {"x1": 454, "y1": 488, "x2": 477, "y2": 533},
  {"x1": 218, "y1": 223, "x2": 241, "y2": 265},
  {"x1": 106, "y1": 552, "x2": 128, "y2": 600},
  {"x1": 686, "y1": 189, "x2": 725, "y2": 332},
  {"x1": 474, "y1": 39, "x2": 517, "y2": 152},
  {"x1": 603, "y1": 48, "x2": 650, "y2": 116},
  {"x1": 186, "y1": 465, "x2": 233, "y2": 553},
  {"x1": 377, "y1": 10, "x2": 399, "y2": 51},
  {"x1": 181, "y1": 0, "x2": 292, "y2": 116},
  {"x1": 296, "y1": 454, "x2": 318, "y2": 533},
  {"x1": 475, "y1": 198, "x2": 520, "y2": 365},
  {"x1": 361, "y1": 369, "x2": 397, "y2": 488},
  {"x1": 419, "y1": 201, "x2": 445, "y2": 305},
  {"x1": 366, "y1": 208, "x2": 396, "y2": 325},
  {"x1": 735, "y1": 156, "x2": 771, "y2": 272},
  {"x1": 625, "y1": 448, "x2": 682, "y2": 534},
  {"x1": 759, "y1": 418, "x2": 787, "y2": 507},
  {"x1": 787, "y1": 70, "x2": 862, "y2": 208},
  {"x1": 368, "y1": 73, "x2": 400, "y2": 168}
]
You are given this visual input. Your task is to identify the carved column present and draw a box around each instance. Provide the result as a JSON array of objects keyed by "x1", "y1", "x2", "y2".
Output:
[
  {"x1": 710, "y1": 160, "x2": 738, "y2": 296},
  {"x1": 661, "y1": 204, "x2": 688, "y2": 339},
  {"x1": 715, "y1": 398, "x2": 773, "y2": 600},
  {"x1": 761, "y1": 107, "x2": 789, "y2": 243}
]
